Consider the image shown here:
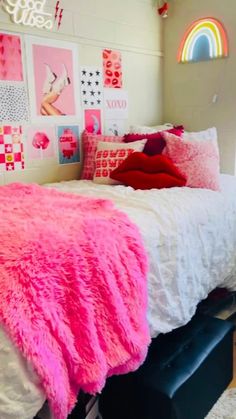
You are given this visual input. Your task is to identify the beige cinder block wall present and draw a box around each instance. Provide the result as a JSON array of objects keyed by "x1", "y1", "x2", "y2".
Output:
[
  {"x1": 0, "y1": 0, "x2": 163, "y2": 185},
  {"x1": 163, "y1": 0, "x2": 236, "y2": 174}
]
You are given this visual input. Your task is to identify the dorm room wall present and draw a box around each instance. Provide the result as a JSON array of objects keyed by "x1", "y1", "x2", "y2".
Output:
[
  {"x1": 163, "y1": 0, "x2": 236, "y2": 174},
  {"x1": 0, "y1": 0, "x2": 163, "y2": 185}
]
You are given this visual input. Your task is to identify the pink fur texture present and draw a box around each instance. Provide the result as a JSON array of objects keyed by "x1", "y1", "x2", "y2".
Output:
[
  {"x1": 163, "y1": 132, "x2": 220, "y2": 191},
  {"x1": 0, "y1": 183, "x2": 150, "y2": 419}
]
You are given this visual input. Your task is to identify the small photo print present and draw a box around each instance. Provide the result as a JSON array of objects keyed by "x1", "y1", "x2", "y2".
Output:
[{"x1": 57, "y1": 125, "x2": 80, "y2": 164}]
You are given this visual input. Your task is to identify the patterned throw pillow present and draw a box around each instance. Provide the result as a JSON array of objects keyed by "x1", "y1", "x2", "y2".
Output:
[
  {"x1": 93, "y1": 140, "x2": 146, "y2": 185},
  {"x1": 163, "y1": 132, "x2": 220, "y2": 191},
  {"x1": 81, "y1": 131, "x2": 124, "y2": 180}
]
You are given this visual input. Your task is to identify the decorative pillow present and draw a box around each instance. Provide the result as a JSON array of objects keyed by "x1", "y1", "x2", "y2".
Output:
[
  {"x1": 129, "y1": 123, "x2": 173, "y2": 134},
  {"x1": 93, "y1": 140, "x2": 146, "y2": 185},
  {"x1": 163, "y1": 132, "x2": 220, "y2": 191},
  {"x1": 110, "y1": 152, "x2": 186, "y2": 190},
  {"x1": 182, "y1": 127, "x2": 218, "y2": 150},
  {"x1": 124, "y1": 127, "x2": 184, "y2": 156},
  {"x1": 81, "y1": 131, "x2": 124, "y2": 180},
  {"x1": 183, "y1": 127, "x2": 217, "y2": 142}
]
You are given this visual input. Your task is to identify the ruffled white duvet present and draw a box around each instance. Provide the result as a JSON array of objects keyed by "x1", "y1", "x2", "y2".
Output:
[{"x1": 1, "y1": 174, "x2": 236, "y2": 419}]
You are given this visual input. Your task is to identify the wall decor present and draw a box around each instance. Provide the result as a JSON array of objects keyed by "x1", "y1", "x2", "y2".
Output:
[
  {"x1": 57, "y1": 125, "x2": 80, "y2": 165},
  {"x1": 80, "y1": 66, "x2": 103, "y2": 109},
  {"x1": 54, "y1": 1, "x2": 63, "y2": 30},
  {"x1": 25, "y1": 36, "x2": 80, "y2": 123},
  {"x1": 3, "y1": 0, "x2": 53, "y2": 30},
  {"x1": 104, "y1": 88, "x2": 128, "y2": 120},
  {"x1": 27, "y1": 125, "x2": 56, "y2": 159},
  {"x1": 178, "y1": 18, "x2": 228, "y2": 63},
  {"x1": 0, "y1": 125, "x2": 24, "y2": 172},
  {"x1": 157, "y1": 1, "x2": 169, "y2": 18},
  {"x1": 104, "y1": 119, "x2": 125, "y2": 136},
  {"x1": 103, "y1": 49, "x2": 123, "y2": 88},
  {"x1": 0, "y1": 32, "x2": 23, "y2": 81},
  {"x1": 84, "y1": 109, "x2": 102, "y2": 135},
  {"x1": 0, "y1": 84, "x2": 29, "y2": 122}
]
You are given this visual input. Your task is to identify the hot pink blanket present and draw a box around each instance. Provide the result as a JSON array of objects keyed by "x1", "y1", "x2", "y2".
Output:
[{"x1": 0, "y1": 183, "x2": 150, "y2": 419}]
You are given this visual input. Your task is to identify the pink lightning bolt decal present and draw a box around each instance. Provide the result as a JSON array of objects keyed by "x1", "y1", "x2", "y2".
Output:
[
  {"x1": 58, "y1": 8, "x2": 64, "y2": 29},
  {"x1": 55, "y1": 1, "x2": 60, "y2": 20}
]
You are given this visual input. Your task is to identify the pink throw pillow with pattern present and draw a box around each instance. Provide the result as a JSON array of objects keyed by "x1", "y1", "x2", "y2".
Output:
[
  {"x1": 81, "y1": 131, "x2": 124, "y2": 180},
  {"x1": 163, "y1": 132, "x2": 220, "y2": 191}
]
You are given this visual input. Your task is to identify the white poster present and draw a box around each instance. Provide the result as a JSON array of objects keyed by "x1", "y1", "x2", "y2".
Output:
[
  {"x1": 104, "y1": 88, "x2": 128, "y2": 120},
  {"x1": 104, "y1": 119, "x2": 126, "y2": 136},
  {"x1": 80, "y1": 67, "x2": 103, "y2": 108}
]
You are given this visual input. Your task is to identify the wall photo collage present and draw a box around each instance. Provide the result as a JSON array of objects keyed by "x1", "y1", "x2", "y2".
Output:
[{"x1": 0, "y1": 31, "x2": 128, "y2": 173}]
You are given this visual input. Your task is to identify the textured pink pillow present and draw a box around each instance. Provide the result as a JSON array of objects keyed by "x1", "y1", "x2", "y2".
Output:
[
  {"x1": 163, "y1": 132, "x2": 220, "y2": 191},
  {"x1": 81, "y1": 131, "x2": 123, "y2": 180}
]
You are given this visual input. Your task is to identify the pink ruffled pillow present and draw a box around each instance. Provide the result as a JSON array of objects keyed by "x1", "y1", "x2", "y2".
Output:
[
  {"x1": 163, "y1": 132, "x2": 220, "y2": 191},
  {"x1": 81, "y1": 131, "x2": 124, "y2": 180}
]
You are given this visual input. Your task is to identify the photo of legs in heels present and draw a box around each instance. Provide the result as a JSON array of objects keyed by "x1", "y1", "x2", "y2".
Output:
[{"x1": 41, "y1": 63, "x2": 71, "y2": 116}]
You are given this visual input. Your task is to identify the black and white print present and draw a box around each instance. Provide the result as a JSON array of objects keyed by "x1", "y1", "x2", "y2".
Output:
[
  {"x1": 80, "y1": 67, "x2": 103, "y2": 109},
  {"x1": 0, "y1": 84, "x2": 29, "y2": 122}
]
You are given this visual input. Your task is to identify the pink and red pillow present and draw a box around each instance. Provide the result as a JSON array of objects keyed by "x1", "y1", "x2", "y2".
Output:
[
  {"x1": 163, "y1": 132, "x2": 220, "y2": 191},
  {"x1": 123, "y1": 126, "x2": 184, "y2": 156},
  {"x1": 81, "y1": 131, "x2": 124, "y2": 180},
  {"x1": 93, "y1": 140, "x2": 146, "y2": 185},
  {"x1": 110, "y1": 152, "x2": 187, "y2": 190}
]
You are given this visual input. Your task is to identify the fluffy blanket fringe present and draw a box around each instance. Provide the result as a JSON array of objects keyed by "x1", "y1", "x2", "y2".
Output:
[{"x1": 0, "y1": 183, "x2": 150, "y2": 419}]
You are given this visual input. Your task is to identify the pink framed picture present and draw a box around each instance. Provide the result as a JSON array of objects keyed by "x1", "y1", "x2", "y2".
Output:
[
  {"x1": 25, "y1": 36, "x2": 80, "y2": 124},
  {"x1": 27, "y1": 125, "x2": 56, "y2": 160},
  {"x1": 84, "y1": 109, "x2": 102, "y2": 135}
]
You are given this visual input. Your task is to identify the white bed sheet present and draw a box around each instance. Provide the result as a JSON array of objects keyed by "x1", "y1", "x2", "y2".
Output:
[{"x1": 1, "y1": 174, "x2": 236, "y2": 419}]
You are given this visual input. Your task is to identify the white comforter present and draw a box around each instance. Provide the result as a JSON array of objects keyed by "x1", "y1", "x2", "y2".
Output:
[{"x1": 1, "y1": 174, "x2": 236, "y2": 419}]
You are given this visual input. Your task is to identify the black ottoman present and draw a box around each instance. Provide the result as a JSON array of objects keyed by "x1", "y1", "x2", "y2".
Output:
[{"x1": 100, "y1": 314, "x2": 234, "y2": 419}]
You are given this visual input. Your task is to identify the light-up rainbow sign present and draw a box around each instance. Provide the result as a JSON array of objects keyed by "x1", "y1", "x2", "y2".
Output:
[
  {"x1": 3, "y1": 0, "x2": 53, "y2": 30},
  {"x1": 178, "y1": 18, "x2": 228, "y2": 63}
]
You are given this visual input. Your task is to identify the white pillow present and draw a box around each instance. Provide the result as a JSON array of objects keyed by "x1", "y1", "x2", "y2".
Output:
[
  {"x1": 93, "y1": 139, "x2": 146, "y2": 185},
  {"x1": 183, "y1": 127, "x2": 217, "y2": 142},
  {"x1": 129, "y1": 123, "x2": 173, "y2": 134},
  {"x1": 183, "y1": 127, "x2": 218, "y2": 152}
]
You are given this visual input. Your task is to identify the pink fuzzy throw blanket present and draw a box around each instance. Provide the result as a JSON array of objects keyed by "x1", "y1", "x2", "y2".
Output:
[{"x1": 0, "y1": 183, "x2": 150, "y2": 419}]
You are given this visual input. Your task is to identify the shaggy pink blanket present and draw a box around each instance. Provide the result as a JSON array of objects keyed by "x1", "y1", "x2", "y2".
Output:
[{"x1": 0, "y1": 183, "x2": 150, "y2": 419}]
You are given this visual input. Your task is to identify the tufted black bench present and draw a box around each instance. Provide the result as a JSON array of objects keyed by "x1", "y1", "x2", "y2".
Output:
[{"x1": 99, "y1": 314, "x2": 234, "y2": 419}]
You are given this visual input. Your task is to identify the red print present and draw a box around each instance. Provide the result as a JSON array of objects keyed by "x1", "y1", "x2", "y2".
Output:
[{"x1": 103, "y1": 49, "x2": 122, "y2": 88}]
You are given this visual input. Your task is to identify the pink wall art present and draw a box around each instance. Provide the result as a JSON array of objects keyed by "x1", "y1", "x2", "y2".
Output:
[
  {"x1": 0, "y1": 32, "x2": 23, "y2": 81},
  {"x1": 0, "y1": 125, "x2": 24, "y2": 172},
  {"x1": 103, "y1": 49, "x2": 123, "y2": 89},
  {"x1": 25, "y1": 37, "x2": 80, "y2": 123},
  {"x1": 27, "y1": 126, "x2": 56, "y2": 160},
  {"x1": 84, "y1": 109, "x2": 102, "y2": 135},
  {"x1": 57, "y1": 126, "x2": 80, "y2": 165}
]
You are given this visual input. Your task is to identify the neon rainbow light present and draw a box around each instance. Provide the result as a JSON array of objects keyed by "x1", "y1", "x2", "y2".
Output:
[{"x1": 178, "y1": 18, "x2": 228, "y2": 63}]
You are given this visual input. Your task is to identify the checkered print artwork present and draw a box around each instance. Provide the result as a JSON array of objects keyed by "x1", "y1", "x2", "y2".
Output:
[{"x1": 0, "y1": 126, "x2": 24, "y2": 172}]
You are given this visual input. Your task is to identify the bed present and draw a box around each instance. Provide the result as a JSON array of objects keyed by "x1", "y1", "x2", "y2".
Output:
[{"x1": 1, "y1": 174, "x2": 236, "y2": 419}]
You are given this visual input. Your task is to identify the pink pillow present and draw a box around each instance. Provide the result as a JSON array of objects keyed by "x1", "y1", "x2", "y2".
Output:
[
  {"x1": 163, "y1": 132, "x2": 220, "y2": 191},
  {"x1": 124, "y1": 126, "x2": 184, "y2": 156},
  {"x1": 81, "y1": 131, "x2": 123, "y2": 180}
]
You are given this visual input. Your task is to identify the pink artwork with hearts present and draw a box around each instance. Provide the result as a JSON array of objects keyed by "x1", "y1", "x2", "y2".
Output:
[
  {"x1": 0, "y1": 33, "x2": 23, "y2": 81},
  {"x1": 103, "y1": 49, "x2": 123, "y2": 89}
]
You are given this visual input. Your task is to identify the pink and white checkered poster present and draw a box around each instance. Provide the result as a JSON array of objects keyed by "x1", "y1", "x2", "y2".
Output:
[{"x1": 0, "y1": 126, "x2": 24, "y2": 172}]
